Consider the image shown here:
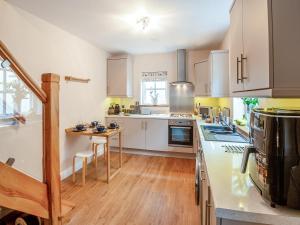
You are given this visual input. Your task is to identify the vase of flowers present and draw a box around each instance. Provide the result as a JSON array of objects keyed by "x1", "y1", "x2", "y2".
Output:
[
  {"x1": 150, "y1": 91, "x2": 159, "y2": 106},
  {"x1": 8, "y1": 79, "x2": 29, "y2": 113},
  {"x1": 241, "y1": 97, "x2": 259, "y2": 127}
]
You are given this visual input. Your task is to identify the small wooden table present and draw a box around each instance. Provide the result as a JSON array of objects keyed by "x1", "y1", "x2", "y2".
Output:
[{"x1": 65, "y1": 127, "x2": 123, "y2": 183}]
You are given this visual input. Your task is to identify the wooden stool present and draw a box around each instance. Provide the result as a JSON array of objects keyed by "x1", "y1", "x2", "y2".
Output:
[
  {"x1": 72, "y1": 150, "x2": 95, "y2": 186},
  {"x1": 72, "y1": 137, "x2": 107, "y2": 186},
  {"x1": 91, "y1": 137, "x2": 108, "y2": 164}
]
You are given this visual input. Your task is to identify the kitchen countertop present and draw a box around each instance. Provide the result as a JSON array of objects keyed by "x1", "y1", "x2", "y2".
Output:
[
  {"x1": 196, "y1": 120, "x2": 300, "y2": 225},
  {"x1": 105, "y1": 114, "x2": 199, "y2": 120}
]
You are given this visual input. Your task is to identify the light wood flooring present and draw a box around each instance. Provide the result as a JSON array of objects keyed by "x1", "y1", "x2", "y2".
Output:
[{"x1": 61, "y1": 153, "x2": 200, "y2": 225}]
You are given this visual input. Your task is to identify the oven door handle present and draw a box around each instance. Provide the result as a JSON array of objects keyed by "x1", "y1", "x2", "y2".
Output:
[
  {"x1": 195, "y1": 152, "x2": 201, "y2": 205},
  {"x1": 170, "y1": 126, "x2": 192, "y2": 129}
]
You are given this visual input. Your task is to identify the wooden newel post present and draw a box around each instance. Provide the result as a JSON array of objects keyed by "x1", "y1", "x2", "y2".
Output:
[{"x1": 42, "y1": 73, "x2": 62, "y2": 225}]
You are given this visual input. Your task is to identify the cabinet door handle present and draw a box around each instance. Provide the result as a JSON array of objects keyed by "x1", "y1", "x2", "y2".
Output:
[
  {"x1": 200, "y1": 170, "x2": 206, "y2": 181},
  {"x1": 145, "y1": 121, "x2": 147, "y2": 130},
  {"x1": 236, "y1": 56, "x2": 242, "y2": 84},
  {"x1": 141, "y1": 121, "x2": 144, "y2": 130},
  {"x1": 241, "y1": 54, "x2": 248, "y2": 82},
  {"x1": 205, "y1": 200, "x2": 209, "y2": 225}
]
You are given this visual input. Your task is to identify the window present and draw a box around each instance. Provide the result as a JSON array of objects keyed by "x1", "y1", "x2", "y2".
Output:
[
  {"x1": 0, "y1": 61, "x2": 34, "y2": 118},
  {"x1": 141, "y1": 76, "x2": 168, "y2": 105}
]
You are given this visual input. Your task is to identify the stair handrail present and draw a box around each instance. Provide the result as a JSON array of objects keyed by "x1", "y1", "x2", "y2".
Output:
[
  {"x1": 0, "y1": 40, "x2": 47, "y2": 103},
  {"x1": 0, "y1": 40, "x2": 63, "y2": 225}
]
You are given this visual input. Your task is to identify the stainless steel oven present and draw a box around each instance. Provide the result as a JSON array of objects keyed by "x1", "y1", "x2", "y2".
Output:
[{"x1": 168, "y1": 119, "x2": 193, "y2": 147}]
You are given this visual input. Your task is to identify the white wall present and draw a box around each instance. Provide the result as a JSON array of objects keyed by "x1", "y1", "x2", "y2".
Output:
[
  {"x1": 0, "y1": 1, "x2": 108, "y2": 179},
  {"x1": 219, "y1": 29, "x2": 230, "y2": 50},
  {"x1": 132, "y1": 52, "x2": 177, "y2": 103},
  {"x1": 131, "y1": 50, "x2": 210, "y2": 103}
]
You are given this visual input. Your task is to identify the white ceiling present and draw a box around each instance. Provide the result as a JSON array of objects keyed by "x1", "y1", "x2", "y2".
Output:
[{"x1": 8, "y1": 0, "x2": 233, "y2": 54}]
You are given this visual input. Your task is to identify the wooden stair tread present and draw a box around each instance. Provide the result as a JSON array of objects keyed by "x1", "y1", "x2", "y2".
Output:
[
  {"x1": 60, "y1": 199, "x2": 75, "y2": 219},
  {"x1": 0, "y1": 162, "x2": 49, "y2": 219}
]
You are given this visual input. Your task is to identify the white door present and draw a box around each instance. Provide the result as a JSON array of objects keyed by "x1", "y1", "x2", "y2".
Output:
[
  {"x1": 145, "y1": 119, "x2": 169, "y2": 151},
  {"x1": 229, "y1": 0, "x2": 244, "y2": 92},
  {"x1": 123, "y1": 118, "x2": 146, "y2": 149},
  {"x1": 194, "y1": 60, "x2": 210, "y2": 96},
  {"x1": 107, "y1": 58, "x2": 127, "y2": 96},
  {"x1": 243, "y1": 0, "x2": 270, "y2": 90}
]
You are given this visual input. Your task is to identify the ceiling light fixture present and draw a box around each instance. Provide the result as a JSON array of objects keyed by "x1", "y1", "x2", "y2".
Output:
[{"x1": 136, "y1": 16, "x2": 150, "y2": 31}]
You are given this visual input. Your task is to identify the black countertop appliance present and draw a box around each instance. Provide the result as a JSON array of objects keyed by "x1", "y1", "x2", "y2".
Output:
[{"x1": 241, "y1": 108, "x2": 300, "y2": 209}]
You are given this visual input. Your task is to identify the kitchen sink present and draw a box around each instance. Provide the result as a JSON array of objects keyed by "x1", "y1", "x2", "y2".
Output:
[{"x1": 201, "y1": 125, "x2": 249, "y2": 143}]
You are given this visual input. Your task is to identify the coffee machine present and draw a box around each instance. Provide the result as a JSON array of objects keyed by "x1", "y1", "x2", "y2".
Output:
[{"x1": 241, "y1": 108, "x2": 300, "y2": 209}]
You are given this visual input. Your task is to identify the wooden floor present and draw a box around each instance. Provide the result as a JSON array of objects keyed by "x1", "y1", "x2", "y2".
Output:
[{"x1": 61, "y1": 153, "x2": 200, "y2": 225}]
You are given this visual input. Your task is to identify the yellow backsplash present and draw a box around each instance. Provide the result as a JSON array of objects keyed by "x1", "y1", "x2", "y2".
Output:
[
  {"x1": 194, "y1": 97, "x2": 220, "y2": 107},
  {"x1": 104, "y1": 97, "x2": 300, "y2": 111},
  {"x1": 258, "y1": 98, "x2": 300, "y2": 108},
  {"x1": 104, "y1": 97, "x2": 135, "y2": 108}
]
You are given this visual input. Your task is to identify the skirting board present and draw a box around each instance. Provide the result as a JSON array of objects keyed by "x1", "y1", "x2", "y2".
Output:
[
  {"x1": 61, "y1": 148, "x2": 195, "y2": 180},
  {"x1": 111, "y1": 148, "x2": 196, "y2": 159}
]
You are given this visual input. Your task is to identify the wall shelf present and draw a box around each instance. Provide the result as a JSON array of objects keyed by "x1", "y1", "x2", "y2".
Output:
[{"x1": 65, "y1": 76, "x2": 90, "y2": 83}]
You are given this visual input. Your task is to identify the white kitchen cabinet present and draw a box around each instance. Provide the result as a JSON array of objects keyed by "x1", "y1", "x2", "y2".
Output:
[
  {"x1": 242, "y1": 0, "x2": 270, "y2": 91},
  {"x1": 209, "y1": 51, "x2": 229, "y2": 97},
  {"x1": 107, "y1": 55, "x2": 133, "y2": 97},
  {"x1": 229, "y1": 0, "x2": 244, "y2": 93},
  {"x1": 122, "y1": 118, "x2": 146, "y2": 149},
  {"x1": 145, "y1": 119, "x2": 169, "y2": 151},
  {"x1": 195, "y1": 60, "x2": 210, "y2": 96},
  {"x1": 194, "y1": 51, "x2": 229, "y2": 97},
  {"x1": 229, "y1": 0, "x2": 300, "y2": 97},
  {"x1": 106, "y1": 117, "x2": 168, "y2": 151},
  {"x1": 106, "y1": 117, "x2": 145, "y2": 149}
]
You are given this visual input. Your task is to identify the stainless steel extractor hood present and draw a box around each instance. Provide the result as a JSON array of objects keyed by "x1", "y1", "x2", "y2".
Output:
[
  {"x1": 169, "y1": 49, "x2": 194, "y2": 113},
  {"x1": 170, "y1": 49, "x2": 193, "y2": 86}
]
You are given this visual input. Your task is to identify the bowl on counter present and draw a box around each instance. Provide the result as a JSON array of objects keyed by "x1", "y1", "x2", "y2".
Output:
[
  {"x1": 96, "y1": 125, "x2": 106, "y2": 133},
  {"x1": 75, "y1": 124, "x2": 85, "y2": 131},
  {"x1": 108, "y1": 122, "x2": 119, "y2": 129},
  {"x1": 90, "y1": 121, "x2": 99, "y2": 127}
]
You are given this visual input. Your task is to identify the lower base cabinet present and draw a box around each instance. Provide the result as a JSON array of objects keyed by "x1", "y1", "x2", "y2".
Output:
[
  {"x1": 200, "y1": 152, "x2": 269, "y2": 225},
  {"x1": 106, "y1": 117, "x2": 169, "y2": 151}
]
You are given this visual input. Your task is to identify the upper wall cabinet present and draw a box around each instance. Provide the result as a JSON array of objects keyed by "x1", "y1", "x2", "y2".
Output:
[
  {"x1": 107, "y1": 55, "x2": 133, "y2": 97},
  {"x1": 230, "y1": 0, "x2": 300, "y2": 97},
  {"x1": 194, "y1": 50, "x2": 229, "y2": 97},
  {"x1": 195, "y1": 60, "x2": 210, "y2": 96}
]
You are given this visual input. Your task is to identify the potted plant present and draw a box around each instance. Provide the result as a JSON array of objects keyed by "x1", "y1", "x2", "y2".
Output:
[
  {"x1": 241, "y1": 97, "x2": 259, "y2": 127},
  {"x1": 7, "y1": 79, "x2": 29, "y2": 113}
]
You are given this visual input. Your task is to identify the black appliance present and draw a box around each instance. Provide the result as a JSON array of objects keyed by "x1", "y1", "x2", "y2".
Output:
[
  {"x1": 168, "y1": 119, "x2": 193, "y2": 147},
  {"x1": 241, "y1": 108, "x2": 300, "y2": 209}
]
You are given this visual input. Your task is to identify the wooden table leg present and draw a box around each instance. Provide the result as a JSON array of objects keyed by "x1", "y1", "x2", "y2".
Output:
[
  {"x1": 119, "y1": 131, "x2": 122, "y2": 168},
  {"x1": 106, "y1": 137, "x2": 110, "y2": 184},
  {"x1": 82, "y1": 157, "x2": 87, "y2": 186},
  {"x1": 94, "y1": 144, "x2": 98, "y2": 180}
]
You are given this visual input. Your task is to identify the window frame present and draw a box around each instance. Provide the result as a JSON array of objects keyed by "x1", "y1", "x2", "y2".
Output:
[
  {"x1": 0, "y1": 66, "x2": 34, "y2": 118},
  {"x1": 140, "y1": 79, "x2": 169, "y2": 106}
]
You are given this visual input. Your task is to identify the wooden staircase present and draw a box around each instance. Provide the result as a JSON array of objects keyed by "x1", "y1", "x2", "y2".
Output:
[{"x1": 0, "y1": 40, "x2": 74, "y2": 224}]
